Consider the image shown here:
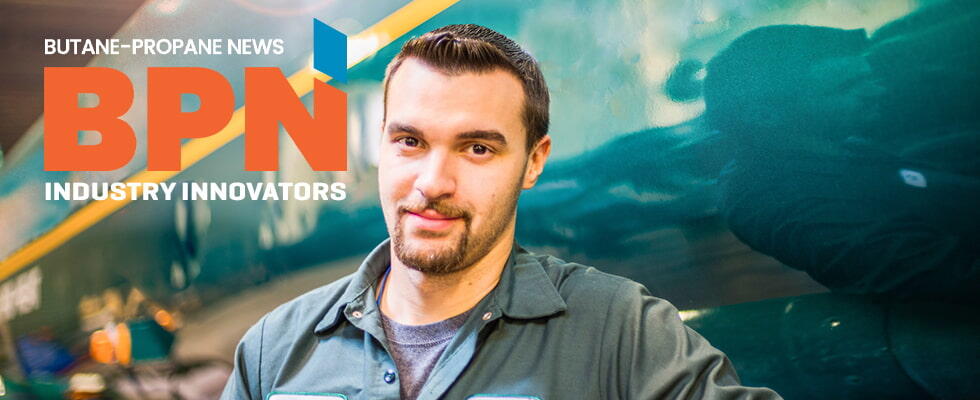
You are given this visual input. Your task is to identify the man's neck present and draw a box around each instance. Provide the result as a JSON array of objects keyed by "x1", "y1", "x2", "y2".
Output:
[{"x1": 380, "y1": 233, "x2": 514, "y2": 326}]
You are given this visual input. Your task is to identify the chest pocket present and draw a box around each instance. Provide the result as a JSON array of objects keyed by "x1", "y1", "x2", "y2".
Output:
[{"x1": 268, "y1": 393, "x2": 347, "y2": 400}]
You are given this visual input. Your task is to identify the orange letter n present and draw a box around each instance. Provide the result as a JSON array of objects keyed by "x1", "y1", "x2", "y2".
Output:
[{"x1": 244, "y1": 68, "x2": 347, "y2": 171}]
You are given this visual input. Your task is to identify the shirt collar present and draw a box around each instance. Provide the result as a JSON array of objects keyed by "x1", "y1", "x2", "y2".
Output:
[
  {"x1": 492, "y1": 244, "x2": 568, "y2": 319},
  {"x1": 314, "y1": 239, "x2": 567, "y2": 334}
]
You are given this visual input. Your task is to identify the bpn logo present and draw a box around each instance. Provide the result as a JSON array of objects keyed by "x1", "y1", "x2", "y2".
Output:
[{"x1": 43, "y1": 19, "x2": 349, "y2": 172}]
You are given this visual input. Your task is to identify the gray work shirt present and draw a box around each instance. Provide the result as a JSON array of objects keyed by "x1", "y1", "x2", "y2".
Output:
[{"x1": 220, "y1": 240, "x2": 781, "y2": 400}]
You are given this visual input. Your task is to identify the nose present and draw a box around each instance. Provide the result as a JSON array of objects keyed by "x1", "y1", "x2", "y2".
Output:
[{"x1": 414, "y1": 150, "x2": 456, "y2": 200}]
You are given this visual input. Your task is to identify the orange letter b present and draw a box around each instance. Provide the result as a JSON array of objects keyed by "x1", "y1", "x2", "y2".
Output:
[{"x1": 44, "y1": 67, "x2": 135, "y2": 171}]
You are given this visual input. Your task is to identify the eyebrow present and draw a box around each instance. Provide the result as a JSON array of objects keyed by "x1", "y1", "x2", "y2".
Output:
[
  {"x1": 386, "y1": 123, "x2": 509, "y2": 147},
  {"x1": 457, "y1": 130, "x2": 507, "y2": 146},
  {"x1": 386, "y1": 122, "x2": 421, "y2": 136}
]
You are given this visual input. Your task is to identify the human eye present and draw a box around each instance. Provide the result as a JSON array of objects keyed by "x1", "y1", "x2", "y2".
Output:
[
  {"x1": 472, "y1": 143, "x2": 490, "y2": 154},
  {"x1": 465, "y1": 143, "x2": 495, "y2": 158},
  {"x1": 394, "y1": 136, "x2": 422, "y2": 149}
]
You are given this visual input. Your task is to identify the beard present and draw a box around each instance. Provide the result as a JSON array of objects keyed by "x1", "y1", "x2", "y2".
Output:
[{"x1": 392, "y1": 187, "x2": 519, "y2": 275}]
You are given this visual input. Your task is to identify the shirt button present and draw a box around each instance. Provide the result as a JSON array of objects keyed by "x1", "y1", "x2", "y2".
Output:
[
  {"x1": 383, "y1": 369, "x2": 396, "y2": 384},
  {"x1": 351, "y1": 310, "x2": 363, "y2": 318},
  {"x1": 482, "y1": 312, "x2": 493, "y2": 321}
]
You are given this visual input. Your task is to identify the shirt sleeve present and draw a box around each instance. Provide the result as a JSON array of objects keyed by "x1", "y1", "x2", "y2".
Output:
[
  {"x1": 220, "y1": 316, "x2": 266, "y2": 400},
  {"x1": 602, "y1": 280, "x2": 782, "y2": 400}
]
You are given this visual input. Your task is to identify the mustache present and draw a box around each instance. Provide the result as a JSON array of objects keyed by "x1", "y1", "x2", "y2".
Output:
[{"x1": 398, "y1": 198, "x2": 470, "y2": 220}]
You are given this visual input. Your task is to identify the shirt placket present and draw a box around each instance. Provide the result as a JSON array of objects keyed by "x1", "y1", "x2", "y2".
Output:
[
  {"x1": 415, "y1": 299, "x2": 505, "y2": 400},
  {"x1": 345, "y1": 295, "x2": 401, "y2": 399}
]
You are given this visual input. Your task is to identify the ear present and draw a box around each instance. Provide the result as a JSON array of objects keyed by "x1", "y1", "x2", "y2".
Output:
[{"x1": 522, "y1": 135, "x2": 551, "y2": 189}]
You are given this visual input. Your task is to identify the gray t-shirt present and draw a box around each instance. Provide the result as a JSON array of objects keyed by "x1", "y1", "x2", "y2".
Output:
[{"x1": 381, "y1": 310, "x2": 472, "y2": 400}]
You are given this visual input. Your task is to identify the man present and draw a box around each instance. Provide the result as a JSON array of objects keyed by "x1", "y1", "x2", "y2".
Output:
[
  {"x1": 705, "y1": 25, "x2": 979, "y2": 301},
  {"x1": 222, "y1": 24, "x2": 779, "y2": 400}
]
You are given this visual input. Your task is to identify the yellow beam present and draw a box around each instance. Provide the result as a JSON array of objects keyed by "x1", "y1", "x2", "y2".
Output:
[{"x1": 0, "y1": 0, "x2": 459, "y2": 281}]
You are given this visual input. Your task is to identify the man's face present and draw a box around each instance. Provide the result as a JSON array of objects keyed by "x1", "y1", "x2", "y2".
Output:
[{"x1": 379, "y1": 58, "x2": 541, "y2": 275}]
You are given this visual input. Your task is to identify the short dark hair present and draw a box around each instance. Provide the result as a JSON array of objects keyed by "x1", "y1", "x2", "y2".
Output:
[
  {"x1": 383, "y1": 24, "x2": 550, "y2": 152},
  {"x1": 704, "y1": 25, "x2": 868, "y2": 138}
]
